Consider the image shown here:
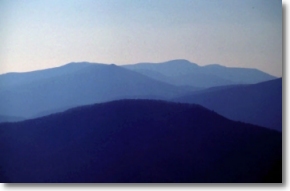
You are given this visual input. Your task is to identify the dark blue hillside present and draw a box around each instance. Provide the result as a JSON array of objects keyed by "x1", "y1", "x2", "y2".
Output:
[
  {"x1": 0, "y1": 100, "x2": 281, "y2": 183},
  {"x1": 174, "y1": 78, "x2": 282, "y2": 131},
  {"x1": 0, "y1": 115, "x2": 25, "y2": 123}
]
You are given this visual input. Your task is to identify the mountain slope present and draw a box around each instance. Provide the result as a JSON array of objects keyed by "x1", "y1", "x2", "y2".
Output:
[
  {"x1": 0, "y1": 62, "x2": 93, "y2": 88},
  {"x1": 174, "y1": 78, "x2": 282, "y2": 131},
  {"x1": 0, "y1": 115, "x2": 25, "y2": 123},
  {"x1": 0, "y1": 63, "x2": 190, "y2": 119},
  {"x1": 0, "y1": 100, "x2": 282, "y2": 183},
  {"x1": 123, "y1": 59, "x2": 276, "y2": 88}
]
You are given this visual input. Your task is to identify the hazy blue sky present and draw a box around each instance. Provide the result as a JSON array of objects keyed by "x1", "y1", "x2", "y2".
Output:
[{"x1": 0, "y1": 0, "x2": 282, "y2": 76}]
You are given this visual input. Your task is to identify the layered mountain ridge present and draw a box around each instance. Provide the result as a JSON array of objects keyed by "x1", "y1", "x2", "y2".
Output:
[{"x1": 0, "y1": 100, "x2": 282, "y2": 183}]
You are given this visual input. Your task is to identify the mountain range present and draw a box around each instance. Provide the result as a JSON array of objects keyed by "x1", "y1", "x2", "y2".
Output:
[
  {"x1": 0, "y1": 60, "x2": 279, "y2": 127},
  {"x1": 0, "y1": 59, "x2": 282, "y2": 183},
  {"x1": 0, "y1": 100, "x2": 282, "y2": 183},
  {"x1": 123, "y1": 59, "x2": 276, "y2": 88},
  {"x1": 0, "y1": 62, "x2": 189, "y2": 119}
]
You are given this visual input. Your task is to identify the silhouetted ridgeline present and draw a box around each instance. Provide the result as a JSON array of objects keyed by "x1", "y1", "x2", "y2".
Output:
[
  {"x1": 0, "y1": 100, "x2": 281, "y2": 183},
  {"x1": 0, "y1": 62, "x2": 190, "y2": 120},
  {"x1": 0, "y1": 115, "x2": 25, "y2": 123},
  {"x1": 123, "y1": 59, "x2": 276, "y2": 88}
]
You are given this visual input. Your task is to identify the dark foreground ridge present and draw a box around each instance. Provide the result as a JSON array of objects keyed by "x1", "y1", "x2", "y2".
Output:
[
  {"x1": 174, "y1": 78, "x2": 282, "y2": 131},
  {"x1": 0, "y1": 100, "x2": 282, "y2": 183}
]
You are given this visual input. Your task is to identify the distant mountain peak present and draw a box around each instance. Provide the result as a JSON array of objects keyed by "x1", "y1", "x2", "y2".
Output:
[
  {"x1": 203, "y1": 63, "x2": 224, "y2": 68},
  {"x1": 65, "y1": 61, "x2": 100, "y2": 66},
  {"x1": 162, "y1": 59, "x2": 198, "y2": 66},
  {"x1": 165, "y1": 59, "x2": 191, "y2": 63}
]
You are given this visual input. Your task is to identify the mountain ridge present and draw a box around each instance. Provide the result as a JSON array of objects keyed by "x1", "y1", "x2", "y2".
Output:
[
  {"x1": 0, "y1": 99, "x2": 282, "y2": 183},
  {"x1": 123, "y1": 59, "x2": 276, "y2": 87},
  {"x1": 174, "y1": 78, "x2": 282, "y2": 131},
  {"x1": 0, "y1": 63, "x2": 192, "y2": 119}
]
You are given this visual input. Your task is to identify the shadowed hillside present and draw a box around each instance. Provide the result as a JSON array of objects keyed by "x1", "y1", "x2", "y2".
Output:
[
  {"x1": 0, "y1": 115, "x2": 25, "y2": 123},
  {"x1": 0, "y1": 100, "x2": 281, "y2": 183},
  {"x1": 174, "y1": 78, "x2": 282, "y2": 131}
]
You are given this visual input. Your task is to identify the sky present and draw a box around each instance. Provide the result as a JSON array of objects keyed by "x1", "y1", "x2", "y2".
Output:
[{"x1": 0, "y1": 0, "x2": 282, "y2": 76}]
